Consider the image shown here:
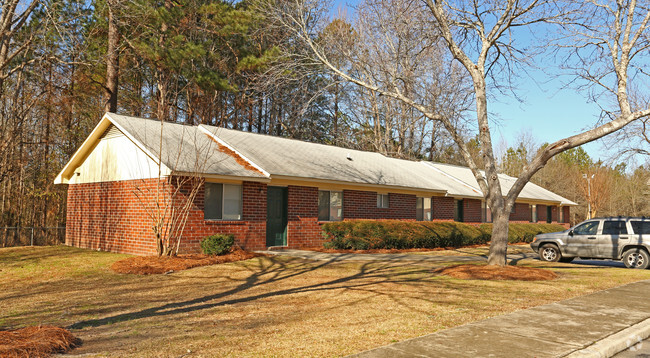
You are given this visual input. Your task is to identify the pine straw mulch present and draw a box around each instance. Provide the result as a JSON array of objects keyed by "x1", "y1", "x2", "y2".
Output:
[
  {"x1": 110, "y1": 246, "x2": 264, "y2": 275},
  {"x1": 433, "y1": 264, "x2": 558, "y2": 281},
  {"x1": 0, "y1": 325, "x2": 80, "y2": 358}
]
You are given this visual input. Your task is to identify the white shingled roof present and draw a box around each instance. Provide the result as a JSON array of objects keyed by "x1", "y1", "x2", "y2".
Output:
[
  {"x1": 425, "y1": 162, "x2": 578, "y2": 206},
  {"x1": 200, "y1": 124, "x2": 448, "y2": 193},
  {"x1": 56, "y1": 114, "x2": 577, "y2": 206},
  {"x1": 109, "y1": 114, "x2": 267, "y2": 179}
]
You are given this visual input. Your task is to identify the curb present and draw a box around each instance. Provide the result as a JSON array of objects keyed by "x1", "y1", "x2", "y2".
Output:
[{"x1": 565, "y1": 317, "x2": 650, "y2": 358}]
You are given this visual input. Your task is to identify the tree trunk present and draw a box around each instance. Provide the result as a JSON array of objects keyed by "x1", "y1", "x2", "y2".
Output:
[
  {"x1": 487, "y1": 210, "x2": 509, "y2": 266},
  {"x1": 104, "y1": 0, "x2": 120, "y2": 113}
]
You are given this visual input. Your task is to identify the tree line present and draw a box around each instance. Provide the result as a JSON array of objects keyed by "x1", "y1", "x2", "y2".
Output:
[{"x1": 0, "y1": 0, "x2": 648, "y2": 248}]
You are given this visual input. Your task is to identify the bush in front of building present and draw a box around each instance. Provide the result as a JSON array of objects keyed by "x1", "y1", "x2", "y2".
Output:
[
  {"x1": 200, "y1": 234, "x2": 235, "y2": 255},
  {"x1": 321, "y1": 220, "x2": 565, "y2": 250}
]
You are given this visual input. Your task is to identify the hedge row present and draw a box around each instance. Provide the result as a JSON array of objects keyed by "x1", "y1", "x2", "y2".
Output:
[{"x1": 321, "y1": 220, "x2": 566, "y2": 250}]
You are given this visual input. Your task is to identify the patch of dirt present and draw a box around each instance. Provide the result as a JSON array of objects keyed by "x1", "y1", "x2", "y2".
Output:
[
  {"x1": 305, "y1": 245, "x2": 486, "y2": 254},
  {"x1": 0, "y1": 325, "x2": 80, "y2": 358},
  {"x1": 110, "y1": 246, "x2": 264, "y2": 275},
  {"x1": 433, "y1": 264, "x2": 557, "y2": 281}
]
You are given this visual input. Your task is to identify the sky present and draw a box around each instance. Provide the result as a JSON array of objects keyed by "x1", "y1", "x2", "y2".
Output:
[{"x1": 327, "y1": 0, "x2": 634, "y2": 165}]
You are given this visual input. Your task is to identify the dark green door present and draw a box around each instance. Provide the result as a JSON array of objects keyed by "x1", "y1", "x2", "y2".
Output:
[{"x1": 266, "y1": 186, "x2": 288, "y2": 247}]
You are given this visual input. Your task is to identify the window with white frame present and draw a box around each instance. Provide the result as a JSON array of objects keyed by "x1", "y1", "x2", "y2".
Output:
[
  {"x1": 377, "y1": 193, "x2": 389, "y2": 208},
  {"x1": 204, "y1": 183, "x2": 242, "y2": 220},
  {"x1": 318, "y1": 190, "x2": 343, "y2": 221},
  {"x1": 416, "y1": 197, "x2": 432, "y2": 221}
]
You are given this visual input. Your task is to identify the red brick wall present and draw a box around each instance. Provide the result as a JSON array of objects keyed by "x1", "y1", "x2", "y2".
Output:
[
  {"x1": 463, "y1": 199, "x2": 482, "y2": 222},
  {"x1": 66, "y1": 178, "x2": 164, "y2": 255},
  {"x1": 537, "y1": 205, "x2": 547, "y2": 223},
  {"x1": 66, "y1": 179, "x2": 269, "y2": 255},
  {"x1": 432, "y1": 196, "x2": 454, "y2": 220},
  {"x1": 510, "y1": 203, "x2": 532, "y2": 222},
  {"x1": 287, "y1": 185, "x2": 321, "y2": 247},
  {"x1": 342, "y1": 190, "x2": 416, "y2": 220}
]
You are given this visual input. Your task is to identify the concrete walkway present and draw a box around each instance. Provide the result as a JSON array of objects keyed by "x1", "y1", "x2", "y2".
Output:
[
  {"x1": 259, "y1": 248, "x2": 536, "y2": 263},
  {"x1": 349, "y1": 279, "x2": 650, "y2": 358}
]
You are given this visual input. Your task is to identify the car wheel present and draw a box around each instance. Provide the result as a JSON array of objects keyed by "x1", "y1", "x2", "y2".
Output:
[
  {"x1": 622, "y1": 248, "x2": 650, "y2": 269},
  {"x1": 540, "y1": 244, "x2": 561, "y2": 262},
  {"x1": 559, "y1": 257, "x2": 574, "y2": 263}
]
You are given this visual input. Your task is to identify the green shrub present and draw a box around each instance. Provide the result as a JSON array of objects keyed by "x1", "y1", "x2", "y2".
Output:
[
  {"x1": 321, "y1": 220, "x2": 565, "y2": 250},
  {"x1": 200, "y1": 234, "x2": 235, "y2": 255}
]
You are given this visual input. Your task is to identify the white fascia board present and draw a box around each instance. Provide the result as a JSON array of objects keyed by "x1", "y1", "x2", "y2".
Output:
[
  {"x1": 54, "y1": 113, "x2": 170, "y2": 185},
  {"x1": 54, "y1": 114, "x2": 113, "y2": 184},
  {"x1": 197, "y1": 125, "x2": 271, "y2": 178}
]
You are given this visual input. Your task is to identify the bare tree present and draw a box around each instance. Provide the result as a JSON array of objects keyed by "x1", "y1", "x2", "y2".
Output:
[
  {"x1": 103, "y1": 0, "x2": 121, "y2": 113},
  {"x1": 265, "y1": 0, "x2": 650, "y2": 265},
  {"x1": 133, "y1": 124, "x2": 216, "y2": 256}
]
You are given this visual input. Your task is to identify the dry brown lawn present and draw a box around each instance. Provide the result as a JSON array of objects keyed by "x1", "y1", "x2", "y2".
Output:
[{"x1": 2, "y1": 245, "x2": 650, "y2": 357}]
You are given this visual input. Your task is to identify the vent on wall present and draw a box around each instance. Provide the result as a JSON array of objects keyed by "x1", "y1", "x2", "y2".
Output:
[{"x1": 100, "y1": 124, "x2": 123, "y2": 140}]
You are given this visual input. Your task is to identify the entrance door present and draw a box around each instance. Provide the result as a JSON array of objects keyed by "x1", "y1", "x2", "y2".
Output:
[{"x1": 266, "y1": 186, "x2": 288, "y2": 247}]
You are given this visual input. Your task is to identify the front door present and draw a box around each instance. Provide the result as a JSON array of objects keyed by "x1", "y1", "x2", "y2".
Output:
[{"x1": 266, "y1": 186, "x2": 288, "y2": 247}]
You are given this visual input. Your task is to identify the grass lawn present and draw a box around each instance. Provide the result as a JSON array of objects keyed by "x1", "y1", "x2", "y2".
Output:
[{"x1": 2, "y1": 245, "x2": 650, "y2": 357}]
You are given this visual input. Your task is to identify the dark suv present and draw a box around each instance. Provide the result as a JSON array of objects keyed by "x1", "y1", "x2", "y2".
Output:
[{"x1": 530, "y1": 217, "x2": 650, "y2": 269}]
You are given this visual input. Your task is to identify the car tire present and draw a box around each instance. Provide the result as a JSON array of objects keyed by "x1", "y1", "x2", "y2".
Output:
[
  {"x1": 622, "y1": 248, "x2": 650, "y2": 269},
  {"x1": 540, "y1": 244, "x2": 561, "y2": 262},
  {"x1": 559, "y1": 257, "x2": 575, "y2": 263}
]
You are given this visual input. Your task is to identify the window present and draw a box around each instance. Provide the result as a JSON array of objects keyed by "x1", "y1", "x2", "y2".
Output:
[
  {"x1": 546, "y1": 206, "x2": 552, "y2": 223},
  {"x1": 573, "y1": 221, "x2": 599, "y2": 235},
  {"x1": 318, "y1": 190, "x2": 343, "y2": 221},
  {"x1": 377, "y1": 193, "x2": 389, "y2": 208},
  {"x1": 416, "y1": 197, "x2": 432, "y2": 221},
  {"x1": 204, "y1": 183, "x2": 242, "y2": 220},
  {"x1": 631, "y1": 221, "x2": 650, "y2": 235},
  {"x1": 603, "y1": 221, "x2": 628, "y2": 235},
  {"x1": 454, "y1": 199, "x2": 464, "y2": 222}
]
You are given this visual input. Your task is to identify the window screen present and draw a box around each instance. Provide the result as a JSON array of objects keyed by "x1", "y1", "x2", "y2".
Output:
[
  {"x1": 416, "y1": 197, "x2": 431, "y2": 221},
  {"x1": 204, "y1": 183, "x2": 223, "y2": 220},
  {"x1": 377, "y1": 194, "x2": 389, "y2": 208},
  {"x1": 602, "y1": 221, "x2": 628, "y2": 235},
  {"x1": 631, "y1": 221, "x2": 650, "y2": 235},
  {"x1": 318, "y1": 191, "x2": 343, "y2": 221},
  {"x1": 204, "y1": 183, "x2": 242, "y2": 220},
  {"x1": 223, "y1": 184, "x2": 242, "y2": 220}
]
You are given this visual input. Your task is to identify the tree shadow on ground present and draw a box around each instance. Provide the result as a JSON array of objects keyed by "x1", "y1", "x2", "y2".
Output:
[{"x1": 68, "y1": 255, "x2": 455, "y2": 330}]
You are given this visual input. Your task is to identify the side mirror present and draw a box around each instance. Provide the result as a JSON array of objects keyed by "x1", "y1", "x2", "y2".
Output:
[{"x1": 568, "y1": 230, "x2": 574, "y2": 237}]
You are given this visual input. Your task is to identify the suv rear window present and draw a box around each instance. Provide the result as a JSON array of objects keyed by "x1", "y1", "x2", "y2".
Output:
[
  {"x1": 630, "y1": 221, "x2": 650, "y2": 235},
  {"x1": 603, "y1": 221, "x2": 628, "y2": 235}
]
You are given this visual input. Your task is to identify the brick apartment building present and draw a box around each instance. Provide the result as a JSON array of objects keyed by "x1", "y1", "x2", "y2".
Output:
[{"x1": 55, "y1": 113, "x2": 577, "y2": 255}]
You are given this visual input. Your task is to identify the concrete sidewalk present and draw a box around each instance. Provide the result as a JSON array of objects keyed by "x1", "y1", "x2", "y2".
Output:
[
  {"x1": 350, "y1": 279, "x2": 650, "y2": 358},
  {"x1": 259, "y1": 248, "x2": 535, "y2": 263}
]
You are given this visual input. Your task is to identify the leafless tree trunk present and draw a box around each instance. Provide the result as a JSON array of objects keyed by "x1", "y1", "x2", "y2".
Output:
[
  {"x1": 266, "y1": 0, "x2": 650, "y2": 266},
  {"x1": 103, "y1": 0, "x2": 120, "y2": 113}
]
